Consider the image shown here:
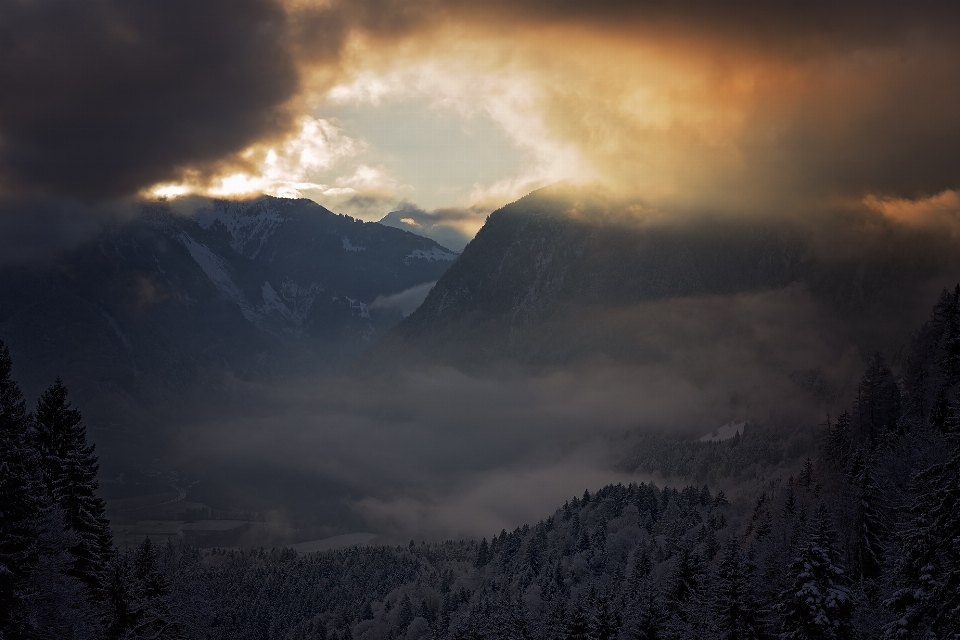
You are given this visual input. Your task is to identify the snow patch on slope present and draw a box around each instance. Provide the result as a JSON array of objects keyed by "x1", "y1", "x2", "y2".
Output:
[
  {"x1": 699, "y1": 421, "x2": 746, "y2": 442},
  {"x1": 195, "y1": 200, "x2": 288, "y2": 257},
  {"x1": 345, "y1": 296, "x2": 370, "y2": 319},
  {"x1": 407, "y1": 247, "x2": 458, "y2": 262},
  {"x1": 103, "y1": 312, "x2": 133, "y2": 356},
  {"x1": 179, "y1": 234, "x2": 258, "y2": 322},
  {"x1": 342, "y1": 236, "x2": 365, "y2": 252},
  {"x1": 260, "y1": 280, "x2": 324, "y2": 329}
]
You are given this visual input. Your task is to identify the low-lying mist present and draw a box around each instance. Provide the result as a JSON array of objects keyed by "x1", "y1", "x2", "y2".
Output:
[{"x1": 163, "y1": 283, "x2": 891, "y2": 543}]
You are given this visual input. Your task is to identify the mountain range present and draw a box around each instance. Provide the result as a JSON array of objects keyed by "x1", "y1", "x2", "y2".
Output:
[{"x1": 0, "y1": 195, "x2": 457, "y2": 454}]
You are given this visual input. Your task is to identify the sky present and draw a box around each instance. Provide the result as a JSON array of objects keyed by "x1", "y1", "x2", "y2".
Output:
[{"x1": 2, "y1": 0, "x2": 960, "y2": 249}]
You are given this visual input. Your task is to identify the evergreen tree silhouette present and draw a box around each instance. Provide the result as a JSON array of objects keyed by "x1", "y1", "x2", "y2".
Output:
[
  {"x1": 0, "y1": 341, "x2": 48, "y2": 637},
  {"x1": 34, "y1": 378, "x2": 114, "y2": 597}
]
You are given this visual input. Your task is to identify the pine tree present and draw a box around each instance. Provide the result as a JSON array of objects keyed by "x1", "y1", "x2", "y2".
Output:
[
  {"x1": 852, "y1": 467, "x2": 884, "y2": 583},
  {"x1": 0, "y1": 340, "x2": 48, "y2": 637},
  {"x1": 566, "y1": 601, "x2": 590, "y2": 640},
  {"x1": 129, "y1": 537, "x2": 177, "y2": 639},
  {"x1": 103, "y1": 552, "x2": 139, "y2": 640},
  {"x1": 824, "y1": 413, "x2": 852, "y2": 469},
  {"x1": 476, "y1": 538, "x2": 489, "y2": 568},
  {"x1": 398, "y1": 592, "x2": 414, "y2": 631},
  {"x1": 929, "y1": 385, "x2": 952, "y2": 434},
  {"x1": 854, "y1": 353, "x2": 901, "y2": 444},
  {"x1": 799, "y1": 458, "x2": 814, "y2": 489},
  {"x1": 939, "y1": 284, "x2": 960, "y2": 385},
  {"x1": 778, "y1": 504, "x2": 853, "y2": 640},
  {"x1": 712, "y1": 537, "x2": 764, "y2": 640},
  {"x1": 624, "y1": 589, "x2": 662, "y2": 640},
  {"x1": 885, "y1": 432, "x2": 960, "y2": 638},
  {"x1": 546, "y1": 599, "x2": 569, "y2": 640},
  {"x1": 588, "y1": 594, "x2": 615, "y2": 640},
  {"x1": 34, "y1": 378, "x2": 114, "y2": 597},
  {"x1": 781, "y1": 483, "x2": 798, "y2": 519},
  {"x1": 664, "y1": 543, "x2": 710, "y2": 636}
]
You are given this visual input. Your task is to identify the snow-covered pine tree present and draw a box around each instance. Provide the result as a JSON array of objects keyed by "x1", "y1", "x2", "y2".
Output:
[
  {"x1": 663, "y1": 543, "x2": 710, "y2": 638},
  {"x1": 885, "y1": 425, "x2": 960, "y2": 638},
  {"x1": 778, "y1": 503, "x2": 854, "y2": 640},
  {"x1": 103, "y1": 551, "x2": 139, "y2": 639},
  {"x1": 129, "y1": 537, "x2": 178, "y2": 639},
  {"x1": 34, "y1": 378, "x2": 114, "y2": 597},
  {"x1": 565, "y1": 601, "x2": 590, "y2": 640},
  {"x1": 712, "y1": 537, "x2": 764, "y2": 640},
  {"x1": 622, "y1": 588, "x2": 662, "y2": 640},
  {"x1": 587, "y1": 593, "x2": 615, "y2": 640}
]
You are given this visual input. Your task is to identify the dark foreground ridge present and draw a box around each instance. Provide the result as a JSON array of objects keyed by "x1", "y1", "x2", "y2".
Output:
[{"x1": 3, "y1": 284, "x2": 960, "y2": 638}]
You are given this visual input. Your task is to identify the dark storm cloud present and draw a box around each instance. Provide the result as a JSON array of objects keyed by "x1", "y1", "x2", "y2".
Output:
[
  {"x1": 0, "y1": 0, "x2": 298, "y2": 200},
  {"x1": 2, "y1": 0, "x2": 958, "y2": 205},
  {"x1": 446, "y1": 0, "x2": 960, "y2": 50}
]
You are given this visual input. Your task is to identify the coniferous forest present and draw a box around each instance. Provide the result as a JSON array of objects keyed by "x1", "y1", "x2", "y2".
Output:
[{"x1": 2, "y1": 286, "x2": 960, "y2": 639}]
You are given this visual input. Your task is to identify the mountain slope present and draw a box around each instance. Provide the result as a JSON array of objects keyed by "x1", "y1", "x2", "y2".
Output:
[
  {"x1": 0, "y1": 195, "x2": 457, "y2": 452},
  {"x1": 367, "y1": 186, "x2": 960, "y2": 371}
]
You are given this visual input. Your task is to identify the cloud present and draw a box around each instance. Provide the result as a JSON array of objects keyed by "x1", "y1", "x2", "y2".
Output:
[
  {"x1": 379, "y1": 204, "x2": 487, "y2": 251},
  {"x1": 167, "y1": 282, "x2": 900, "y2": 541},
  {"x1": 371, "y1": 282, "x2": 436, "y2": 317},
  {"x1": 0, "y1": 0, "x2": 302, "y2": 200},
  {"x1": 864, "y1": 190, "x2": 960, "y2": 232},
  {"x1": 3, "y1": 0, "x2": 958, "y2": 217},
  {"x1": 0, "y1": 196, "x2": 137, "y2": 266}
]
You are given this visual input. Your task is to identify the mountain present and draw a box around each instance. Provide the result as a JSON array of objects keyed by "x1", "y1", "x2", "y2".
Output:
[
  {"x1": 0, "y1": 195, "x2": 457, "y2": 453},
  {"x1": 378, "y1": 208, "x2": 476, "y2": 252},
  {"x1": 367, "y1": 186, "x2": 960, "y2": 372}
]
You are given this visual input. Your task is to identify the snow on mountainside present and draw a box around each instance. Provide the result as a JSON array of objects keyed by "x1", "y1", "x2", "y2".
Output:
[
  {"x1": 151, "y1": 195, "x2": 460, "y2": 337},
  {"x1": 699, "y1": 421, "x2": 746, "y2": 442},
  {"x1": 177, "y1": 231, "x2": 260, "y2": 323},
  {"x1": 407, "y1": 247, "x2": 458, "y2": 262},
  {"x1": 194, "y1": 199, "x2": 288, "y2": 257}
]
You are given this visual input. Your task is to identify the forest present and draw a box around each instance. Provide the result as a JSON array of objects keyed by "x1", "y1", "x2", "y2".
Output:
[{"x1": 2, "y1": 285, "x2": 960, "y2": 639}]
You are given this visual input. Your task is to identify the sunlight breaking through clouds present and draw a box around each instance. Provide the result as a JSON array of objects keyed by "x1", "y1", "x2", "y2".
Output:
[
  {"x1": 147, "y1": 116, "x2": 405, "y2": 203},
  {"x1": 325, "y1": 60, "x2": 592, "y2": 208}
]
